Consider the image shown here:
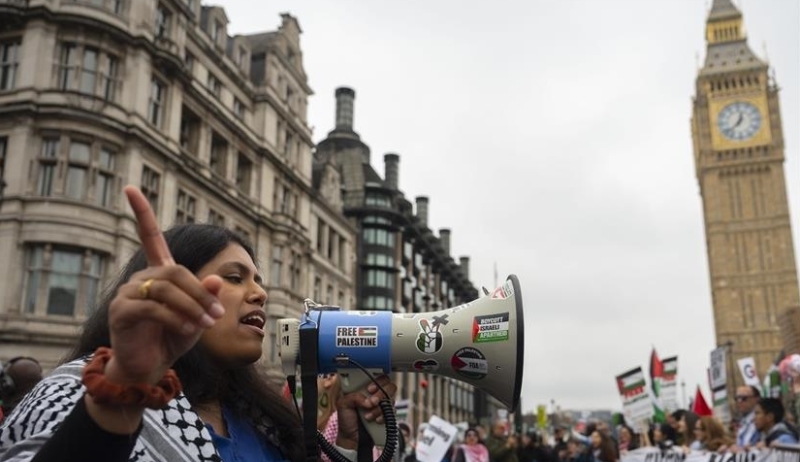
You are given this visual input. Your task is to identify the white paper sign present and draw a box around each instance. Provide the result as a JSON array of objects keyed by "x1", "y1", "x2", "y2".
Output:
[
  {"x1": 415, "y1": 415, "x2": 459, "y2": 462},
  {"x1": 738, "y1": 357, "x2": 762, "y2": 388}
]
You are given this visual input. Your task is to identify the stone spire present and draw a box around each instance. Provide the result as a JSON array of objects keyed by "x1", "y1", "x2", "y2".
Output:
[{"x1": 708, "y1": 0, "x2": 741, "y2": 22}]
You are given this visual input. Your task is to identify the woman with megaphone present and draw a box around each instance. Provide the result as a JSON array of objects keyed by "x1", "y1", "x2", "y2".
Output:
[{"x1": 0, "y1": 186, "x2": 397, "y2": 462}]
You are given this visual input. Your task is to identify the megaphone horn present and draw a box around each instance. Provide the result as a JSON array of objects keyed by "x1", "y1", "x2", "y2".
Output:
[{"x1": 278, "y1": 274, "x2": 525, "y2": 444}]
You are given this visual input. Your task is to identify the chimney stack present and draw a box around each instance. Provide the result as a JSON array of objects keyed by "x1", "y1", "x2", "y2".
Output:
[
  {"x1": 459, "y1": 256, "x2": 470, "y2": 279},
  {"x1": 384, "y1": 153, "x2": 400, "y2": 190},
  {"x1": 415, "y1": 196, "x2": 429, "y2": 227},
  {"x1": 335, "y1": 87, "x2": 355, "y2": 131},
  {"x1": 439, "y1": 228, "x2": 451, "y2": 255}
]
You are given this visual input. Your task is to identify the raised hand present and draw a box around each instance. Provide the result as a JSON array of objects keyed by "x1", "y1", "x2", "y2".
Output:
[{"x1": 103, "y1": 186, "x2": 226, "y2": 386}]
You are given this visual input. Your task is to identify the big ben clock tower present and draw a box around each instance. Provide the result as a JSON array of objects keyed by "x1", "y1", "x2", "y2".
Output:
[{"x1": 692, "y1": 0, "x2": 800, "y2": 384}]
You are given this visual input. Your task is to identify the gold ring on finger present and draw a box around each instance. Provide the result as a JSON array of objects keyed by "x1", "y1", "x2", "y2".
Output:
[{"x1": 138, "y1": 278, "x2": 155, "y2": 299}]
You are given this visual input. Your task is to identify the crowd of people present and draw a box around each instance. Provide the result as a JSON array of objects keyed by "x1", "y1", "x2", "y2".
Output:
[{"x1": 388, "y1": 384, "x2": 800, "y2": 462}]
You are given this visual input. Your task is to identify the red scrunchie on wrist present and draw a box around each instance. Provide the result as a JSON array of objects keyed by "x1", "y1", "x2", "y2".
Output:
[{"x1": 82, "y1": 347, "x2": 182, "y2": 410}]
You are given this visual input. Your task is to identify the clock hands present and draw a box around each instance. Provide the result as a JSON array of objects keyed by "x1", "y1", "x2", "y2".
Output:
[{"x1": 733, "y1": 112, "x2": 744, "y2": 128}]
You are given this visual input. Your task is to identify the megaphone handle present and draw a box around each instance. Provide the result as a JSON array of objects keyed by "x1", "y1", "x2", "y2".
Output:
[{"x1": 338, "y1": 367, "x2": 387, "y2": 447}]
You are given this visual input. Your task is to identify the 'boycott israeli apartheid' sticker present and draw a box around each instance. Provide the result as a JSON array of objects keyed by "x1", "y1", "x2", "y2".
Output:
[
  {"x1": 451, "y1": 347, "x2": 488, "y2": 379},
  {"x1": 472, "y1": 312, "x2": 509, "y2": 343}
]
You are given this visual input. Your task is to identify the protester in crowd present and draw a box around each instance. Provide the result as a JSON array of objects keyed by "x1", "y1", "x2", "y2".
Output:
[
  {"x1": 0, "y1": 186, "x2": 396, "y2": 462},
  {"x1": 617, "y1": 425, "x2": 639, "y2": 455},
  {"x1": 0, "y1": 356, "x2": 44, "y2": 419},
  {"x1": 516, "y1": 432, "x2": 536, "y2": 462},
  {"x1": 553, "y1": 425, "x2": 569, "y2": 460},
  {"x1": 694, "y1": 416, "x2": 732, "y2": 451},
  {"x1": 397, "y1": 422, "x2": 414, "y2": 462},
  {"x1": 670, "y1": 410, "x2": 687, "y2": 446},
  {"x1": 564, "y1": 437, "x2": 592, "y2": 462},
  {"x1": 651, "y1": 423, "x2": 678, "y2": 450},
  {"x1": 754, "y1": 398, "x2": 799, "y2": 447},
  {"x1": 454, "y1": 427, "x2": 490, "y2": 462},
  {"x1": 589, "y1": 430, "x2": 617, "y2": 462},
  {"x1": 677, "y1": 411, "x2": 702, "y2": 451},
  {"x1": 486, "y1": 420, "x2": 519, "y2": 462},
  {"x1": 734, "y1": 385, "x2": 762, "y2": 449}
]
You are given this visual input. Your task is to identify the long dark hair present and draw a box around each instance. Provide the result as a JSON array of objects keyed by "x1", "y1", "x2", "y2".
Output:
[{"x1": 66, "y1": 223, "x2": 304, "y2": 461}]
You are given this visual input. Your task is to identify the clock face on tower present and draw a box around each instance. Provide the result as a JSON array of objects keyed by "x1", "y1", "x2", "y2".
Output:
[{"x1": 717, "y1": 101, "x2": 762, "y2": 141}]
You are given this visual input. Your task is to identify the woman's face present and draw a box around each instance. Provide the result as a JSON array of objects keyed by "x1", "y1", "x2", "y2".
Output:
[
  {"x1": 677, "y1": 417, "x2": 687, "y2": 433},
  {"x1": 590, "y1": 431, "x2": 601, "y2": 448},
  {"x1": 619, "y1": 427, "x2": 631, "y2": 443},
  {"x1": 653, "y1": 427, "x2": 663, "y2": 442},
  {"x1": 465, "y1": 431, "x2": 479, "y2": 445},
  {"x1": 197, "y1": 243, "x2": 267, "y2": 367}
]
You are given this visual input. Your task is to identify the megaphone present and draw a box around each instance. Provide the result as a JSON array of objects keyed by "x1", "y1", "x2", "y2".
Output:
[{"x1": 277, "y1": 274, "x2": 524, "y2": 447}]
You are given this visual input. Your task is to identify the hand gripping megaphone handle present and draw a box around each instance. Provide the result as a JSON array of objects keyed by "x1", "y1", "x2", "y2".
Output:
[{"x1": 337, "y1": 367, "x2": 391, "y2": 447}]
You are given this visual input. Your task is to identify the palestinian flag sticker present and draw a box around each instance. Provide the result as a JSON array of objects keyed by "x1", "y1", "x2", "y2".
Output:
[{"x1": 450, "y1": 347, "x2": 488, "y2": 380}]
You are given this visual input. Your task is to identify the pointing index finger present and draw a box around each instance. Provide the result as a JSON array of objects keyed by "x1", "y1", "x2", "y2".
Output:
[{"x1": 125, "y1": 185, "x2": 175, "y2": 267}]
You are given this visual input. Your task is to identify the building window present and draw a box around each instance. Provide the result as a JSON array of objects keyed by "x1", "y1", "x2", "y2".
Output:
[
  {"x1": 274, "y1": 180, "x2": 296, "y2": 217},
  {"x1": 36, "y1": 137, "x2": 59, "y2": 196},
  {"x1": 148, "y1": 76, "x2": 166, "y2": 126},
  {"x1": 366, "y1": 193, "x2": 391, "y2": 207},
  {"x1": 233, "y1": 97, "x2": 245, "y2": 120},
  {"x1": 328, "y1": 229, "x2": 336, "y2": 261},
  {"x1": 366, "y1": 253, "x2": 394, "y2": 267},
  {"x1": 364, "y1": 296, "x2": 393, "y2": 311},
  {"x1": 79, "y1": 47, "x2": 98, "y2": 94},
  {"x1": 74, "y1": 0, "x2": 124, "y2": 15},
  {"x1": 237, "y1": 46, "x2": 247, "y2": 67},
  {"x1": 270, "y1": 245, "x2": 283, "y2": 286},
  {"x1": 103, "y1": 55, "x2": 119, "y2": 101},
  {"x1": 25, "y1": 244, "x2": 105, "y2": 317},
  {"x1": 65, "y1": 141, "x2": 91, "y2": 200},
  {"x1": 338, "y1": 290, "x2": 345, "y2": 307},
  {"x1": 339, "y1": 238, "x2": 347, "y2": 270},
  {"x1": 326, "y1": 285, "x2": 333, "y2": 305},
  {"x1": 175, "y1": 188, "x2": 196, "y2": 224},
  {"x1": 288, "y1": 251, "x2": 301, "y2": 291},
  {"x1": 184, "y1": 51, "x2": 195, "y2": 73},
  {"x1": 179, "y1": 106, "x2": 201, "y2": 154},
  {"x1": 56, "y1": 42, "x2": 120, "y2": 100},
  {"x1": 208, "y1": 208, "x2": 225, "y2": 226},
  {"x1": 313, "y1": 276, "x2": 321, "y2": 302},
  {"x1": 209, "y1": 133, "x2": 227, "y2": 178},
  {"x1": 211, "y1": 20, "x2": 223, "y2": 45},
  {"x1": 140, "y1": 165, "x2": 160, "y2": 213},
  {"x1": 207, "y1": 73, "x2": 221, "y2": 98},
  {"x1": 367, "y1": 269, "x2": 395, "y2": 289},
  {"x1": 35, "y1": 135, "x2": 118, "y2": 205},
  {"x1": 0, "y1": 39, "x2": 20, "y2": 91},
  {"x1": 363, "y1": 228, "x2": 394, "y2": 247},
  {"x1": 57, "y1": 43, "x2": 77, "y2": 90},
  {"x1": 235, "y1": 153, "x2": 252, "y2": 194},
  {"x1": 0, "y1": 137, "x2": 6, "y2": 193},
  {"x1": 155, "y1": 3, "x2": 171, "y2": 39},
  {"x1": 316, "y1": 219, "x2": 325, "y2": 254}
]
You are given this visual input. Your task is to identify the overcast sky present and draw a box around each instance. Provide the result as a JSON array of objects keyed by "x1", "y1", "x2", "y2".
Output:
[{"x1": 216, "y1": 0, "x2": 800, "y2": 413}]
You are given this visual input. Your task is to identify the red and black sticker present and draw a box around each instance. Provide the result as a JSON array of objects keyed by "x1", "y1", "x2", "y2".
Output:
[{"x1": 450, "y1": 347, "x2": 488, "y2": 380}]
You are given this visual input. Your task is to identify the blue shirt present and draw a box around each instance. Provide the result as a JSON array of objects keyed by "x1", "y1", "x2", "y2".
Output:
[{"x1": 206, "y1": 406, "x2": 288, "y2": 462}]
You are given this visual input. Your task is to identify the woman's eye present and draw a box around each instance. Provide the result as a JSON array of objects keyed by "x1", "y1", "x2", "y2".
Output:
[{"x1": 225, "y1": 274, "x2": 243, "y2": 283}]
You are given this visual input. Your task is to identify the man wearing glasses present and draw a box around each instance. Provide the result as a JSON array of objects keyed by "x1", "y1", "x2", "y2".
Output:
[{"x1": 734, "y1": 385, "x2": 762, "y2": 449}]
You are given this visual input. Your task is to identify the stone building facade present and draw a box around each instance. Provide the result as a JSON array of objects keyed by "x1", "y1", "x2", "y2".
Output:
[
  {"x1": 0, "y1": 0, "x2": 357, "y2": 383},
  {"x1": 691, "y1": 0, "x2": 800, "y2": 383}
]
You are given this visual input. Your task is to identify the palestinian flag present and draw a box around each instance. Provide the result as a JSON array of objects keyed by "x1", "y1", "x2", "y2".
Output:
[{"x1": 649, "y1": 348, "x2": 666, "y2": 423}]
